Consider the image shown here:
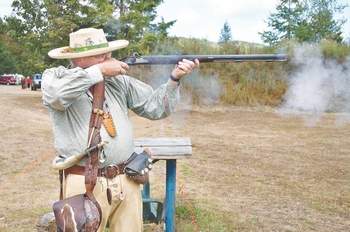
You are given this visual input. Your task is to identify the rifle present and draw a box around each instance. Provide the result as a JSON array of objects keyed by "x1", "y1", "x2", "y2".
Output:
[{"x1": 122, "y1": 53, "x2": 288, "y2": 65}]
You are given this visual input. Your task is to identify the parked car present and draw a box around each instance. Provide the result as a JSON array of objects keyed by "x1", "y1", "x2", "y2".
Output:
[
  {"x1": 14, "y1": 74, "x2": 24, "y2": 85},
  {"x1": 0, "y1": 75, "x2": 16, "y2": 85},
  {"x1": 31, "y1": 73, "x2": 42, "y2": 91}
]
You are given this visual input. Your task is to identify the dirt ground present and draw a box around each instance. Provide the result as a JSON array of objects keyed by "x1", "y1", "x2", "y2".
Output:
[{"x1": 0, "y1": 85, "x2": 349, "y2": 231}]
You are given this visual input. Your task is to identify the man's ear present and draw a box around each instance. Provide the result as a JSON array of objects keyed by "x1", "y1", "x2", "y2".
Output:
[
  {"x1": 106, "y1": 52, "x2": 112, "y2": 59},
  {"x1": 98, "y1": 53, "x2": 110, "y2": 62}
]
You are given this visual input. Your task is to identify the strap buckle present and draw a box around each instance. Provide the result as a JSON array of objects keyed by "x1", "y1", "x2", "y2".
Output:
[{"x1": 104, "y1": 165, "x2": 121, "y2": 179}]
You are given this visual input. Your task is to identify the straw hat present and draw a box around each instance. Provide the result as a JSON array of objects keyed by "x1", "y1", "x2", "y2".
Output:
[{"x1": 48, "y1": 28, "x2": 129, "y2": 59}]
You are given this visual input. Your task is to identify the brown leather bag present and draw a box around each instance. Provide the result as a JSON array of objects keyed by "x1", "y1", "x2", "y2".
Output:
[{"x1": 53, "y1": 82, "x2": 105, "y2": 232}]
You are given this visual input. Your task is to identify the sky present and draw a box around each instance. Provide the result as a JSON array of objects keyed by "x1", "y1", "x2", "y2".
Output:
[{"x1": 0, "y1": 0, "x2": 349, "y2": 43}]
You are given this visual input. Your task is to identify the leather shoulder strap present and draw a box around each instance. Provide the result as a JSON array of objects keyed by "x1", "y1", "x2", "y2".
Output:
[{"x1": 85, "y1": 81, "x2": 105, "y2": 196}]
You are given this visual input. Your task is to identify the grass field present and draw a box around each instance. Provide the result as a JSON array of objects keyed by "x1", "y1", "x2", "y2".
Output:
[{"x1": 0, "y1": 85, "x2": 349, "y2": 231}]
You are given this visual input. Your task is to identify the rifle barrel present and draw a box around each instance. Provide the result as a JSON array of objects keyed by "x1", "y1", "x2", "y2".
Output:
[{"x1": 123, "y1": 54, "x2": 288, "y2": 65}]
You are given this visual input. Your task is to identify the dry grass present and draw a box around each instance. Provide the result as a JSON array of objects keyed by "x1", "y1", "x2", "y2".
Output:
[
  {"x1": 134, "y1": 105, "x2": 350, "y2": 231},
  {"x1": 0, "y1": 85, "x2": 349, "y2": 231}
]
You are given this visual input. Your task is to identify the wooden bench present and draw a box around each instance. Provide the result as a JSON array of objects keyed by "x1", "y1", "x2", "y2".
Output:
[{"x1": 37, "y1": 137, "x2": 192, "y2": 232}]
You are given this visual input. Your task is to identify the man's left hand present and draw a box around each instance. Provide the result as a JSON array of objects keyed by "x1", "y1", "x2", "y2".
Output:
[{"x1": 171, "y1": 59, "x2": 200, "y2": 81}]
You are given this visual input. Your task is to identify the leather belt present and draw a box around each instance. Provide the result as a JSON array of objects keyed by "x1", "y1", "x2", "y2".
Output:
[{"x1": 65, "y1": 163, "x2": 126, "y2": 179}]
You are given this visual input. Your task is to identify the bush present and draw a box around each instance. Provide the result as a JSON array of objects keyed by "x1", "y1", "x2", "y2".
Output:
[{"x1": 320, "y1": 39, "x2": 350, "y2": 61}]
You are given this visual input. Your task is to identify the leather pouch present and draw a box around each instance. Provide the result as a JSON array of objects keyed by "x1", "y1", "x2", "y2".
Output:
[
  {"x1": 125, "y1": 151, "x2": 152, "y2": 176},
  {"x1": 125, "y1": 151, "x2": 153, "y2": 184},
  {"x1": 53, "y1": 194, "x2": 102, "y2": 232}
]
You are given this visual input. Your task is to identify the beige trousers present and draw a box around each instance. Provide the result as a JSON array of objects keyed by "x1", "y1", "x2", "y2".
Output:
[{"x1": 64, "y1": 174, "x2": 143, "y2": 232}]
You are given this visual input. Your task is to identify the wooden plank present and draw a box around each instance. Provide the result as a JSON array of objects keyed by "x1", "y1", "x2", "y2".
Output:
[
  {"x1": 134, "y1": 137, "x2": 192, "y2": 159},
  {"x1": 134, "y1": 146, "x2": 192, "y2": 159},
  {"x1": 134, "y1": 137, "x2": 191, "y2": 147}
]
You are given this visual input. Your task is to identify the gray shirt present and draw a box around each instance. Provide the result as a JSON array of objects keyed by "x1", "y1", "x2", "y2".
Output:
[{"x1": 42, "y1": 65, "x2": 179, "y2": 167}]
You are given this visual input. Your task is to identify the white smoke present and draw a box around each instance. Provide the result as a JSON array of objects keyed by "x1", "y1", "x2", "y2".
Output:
[
  {"x1": 140, "y1": 65, "x2": 223, "y2": 107},
  {"x1": 279, "y1": 44, "x2": 350, "y2": 125},
  {"x1": 182, "y1": 71, "x2": 223, "y2": 106}
]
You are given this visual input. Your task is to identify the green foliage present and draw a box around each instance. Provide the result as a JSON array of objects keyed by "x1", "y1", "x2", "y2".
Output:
[
  {"x1": 308, "y1": 0, "x2": 346, "y2": 43},
  {"x1": 0, "y1": 41, "x2": 16, "y2": 74},
  {"x1": 261, "y1": 0, "x2": 347, "y2": 45},
  {"x1": 110, "y1": 0, "x2": 176, "y2": 57},
  {"x1": 219, "y1": 21, "x2": 232, "y2": 43},
  {"x1": 0, "y1": 0, "x2": 174, "y2": 74},
  {"x1": 260, "y1": 0, "x2": 306, "y2": 44},
  {"x1": 0, "y1": 0, "x2": 116, "y2": 73}
]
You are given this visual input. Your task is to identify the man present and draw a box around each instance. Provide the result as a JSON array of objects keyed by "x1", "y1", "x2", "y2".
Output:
[
  {"x1": 42, "y1": 28, "x2": 199, "y2": 231},
  {"x1": 27, "y1": 76, "x2": 32, "y2": 89},
  {"x1": 21, "y1": 77, "x2": 26, "y2": 89}
]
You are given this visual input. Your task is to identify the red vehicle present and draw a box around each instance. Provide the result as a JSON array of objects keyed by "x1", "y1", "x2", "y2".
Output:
[{"x1": 0, "y1": 75, "x2": 16, "y2": 85}]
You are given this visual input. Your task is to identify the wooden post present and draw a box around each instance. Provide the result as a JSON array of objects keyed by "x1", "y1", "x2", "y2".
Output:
[{"x1": 165, "y1": 159, "x2": 177, "y2": 232}]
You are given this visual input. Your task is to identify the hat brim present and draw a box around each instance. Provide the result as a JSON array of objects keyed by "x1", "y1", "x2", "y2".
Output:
[{"x1": 48, "y1": 40, "x2": 129, "y2": 59}]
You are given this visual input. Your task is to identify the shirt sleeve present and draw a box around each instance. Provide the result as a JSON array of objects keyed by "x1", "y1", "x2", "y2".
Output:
[
  {"x1": 125, "y1": 76, "x2": 180, "y2": 120},
  {"x1": 42, "y1": 65, "x2": 103, "y2": 111}
]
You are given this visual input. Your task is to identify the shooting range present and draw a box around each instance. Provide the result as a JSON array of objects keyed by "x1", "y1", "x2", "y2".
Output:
[{"x1": 0, "y1": 0, "x2": 350, "y2": 231}]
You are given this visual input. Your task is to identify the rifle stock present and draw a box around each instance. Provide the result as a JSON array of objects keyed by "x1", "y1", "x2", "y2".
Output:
[{"x1": 122, "y1": 54, "x2": 288, "y2": 65}]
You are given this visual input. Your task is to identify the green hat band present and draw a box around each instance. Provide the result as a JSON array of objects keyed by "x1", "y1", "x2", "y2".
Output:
[{"x1": 71, "y1": 43, "x2": 109, "y2": 52}]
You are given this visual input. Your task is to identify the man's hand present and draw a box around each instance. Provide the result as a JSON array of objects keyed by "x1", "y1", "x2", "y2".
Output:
[
  {"x1": 171, "y1": 59, "x2": 200, "y2": 81},
  {"x1": 97, "y1": 58, "x2": 129, "y2": 77}
]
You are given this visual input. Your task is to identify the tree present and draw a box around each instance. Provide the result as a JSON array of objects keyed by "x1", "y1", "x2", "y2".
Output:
[
  {"x1": 0, "y1": 41, "x2": 16, "y2": 74},
  {"x1": 307, "y1": 0, "x2": 346, "y2": 43},
  {"x1": 1, "y1": 0, "x2": 116, "y2": 73},
  {"x1": 219, "y1": 21, "x2": 232, "y2": 43},
  {"x1": 260, "y1": 0, "x2": 308, "y2": 45},
  {"x1": 260, "y1": 0, "x2": 347, "y2": 45},
  {"x1": 109, "y1": 0, "x2": 176, "y2": 56},
  {"x1": 0, "y1": 0, "x2": 175, "y2": 74},
  {"x1": 156, "y1": 17, "x2": 176, "y2": 40}
]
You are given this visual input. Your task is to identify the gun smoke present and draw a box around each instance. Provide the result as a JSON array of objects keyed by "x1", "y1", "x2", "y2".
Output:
[
  {"x1": 130, "y1": 64, "x2": 222, "y2": 131},
  {"x1": 279, "y1": 44, "x2": 350, "y2": 125},
  {"x1": 135, "y1": 65, "x2": 223, "y2": 108}
]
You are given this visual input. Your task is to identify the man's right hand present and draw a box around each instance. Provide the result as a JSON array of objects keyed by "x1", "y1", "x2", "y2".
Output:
[{"x1": 97, "y1": 58, "x2": 129, "y2": 77}]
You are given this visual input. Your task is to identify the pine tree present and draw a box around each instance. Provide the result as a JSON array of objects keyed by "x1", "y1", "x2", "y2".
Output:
[
  {"x1": 308, "y1": 0, "x2": 346, "y2": 43},
  {"x1": 260, "y1": 0, "x2": 347, "y2": 45},
  {"x1": 219, "y1": 21, "x2": 232, "y2": 43},
  {"x1": 110, "y1": 0, "x2": 176, "y2": 55},
  {"x1": 260, "y1": 0, "x2": 306, "y2": 45}
]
